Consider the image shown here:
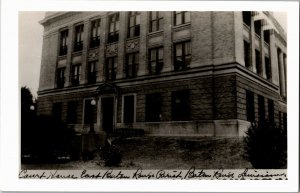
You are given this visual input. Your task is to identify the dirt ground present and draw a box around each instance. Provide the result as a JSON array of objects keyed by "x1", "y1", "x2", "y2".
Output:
[{"x1": 21, "y1": 136, "x2": 252, "y2": 170}]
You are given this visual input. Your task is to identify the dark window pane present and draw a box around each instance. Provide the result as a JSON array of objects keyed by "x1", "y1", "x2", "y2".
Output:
[
  {"x1": 67, "y1": 101, "x2": 78, "y2": 124},
  {"x1": 258, "y1": 95, "x2": 265, "y2": 124},
  {"x1": 172, "y1": 90, "x2": 190, "y2": 121},
  {"x1": 123, "y1": 95, "x2": 134, "y2": 123},
  {"x1": 268, "y1": 99, "x2": 274, "y2": 124},
  {"x1": 52, "y1": 102, "x2": 62, "y2": 120},
  {"x1": 146, "y1": 93, "x2": 162, "y2": 122},
  {"x1": 246, "y1": 90, "x2": 255, "y2": 122}
]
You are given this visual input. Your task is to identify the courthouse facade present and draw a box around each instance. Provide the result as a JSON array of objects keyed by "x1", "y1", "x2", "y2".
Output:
[{"x1": 37, "y1": 11, "x2": 287, "y2": 136}]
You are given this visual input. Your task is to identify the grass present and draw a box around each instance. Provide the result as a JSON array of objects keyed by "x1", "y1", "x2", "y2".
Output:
[{"x1": 21, "y1": 136, "x2": 252, "y2": 170}]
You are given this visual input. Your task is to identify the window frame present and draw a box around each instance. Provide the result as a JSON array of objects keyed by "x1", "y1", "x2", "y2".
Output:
[
  {"x1": 74, "y1": 24, "x2": 84, "y2": 52},
  {"x1": 128, "y1": 11, "x2": 141, "y2": 38},
  {"x1": 174, "y1": 11, "x2": 191, "y2": 26},
  {"x1": 173, "y1": 41, "x2": 191, "y2": 71},
  {"x1": 122, "y1": 94, "x2": 136, "y2": 123},
  {"x1": 171, "y1": 90, "x2": 190, "y2": 121},
  {"x1": 149, "y1": 11, "x2": 163, "y2": 32},
  {"x1": 56, "y1": 67, "x2": 65, "y2": 88},
  {"x1": 59, "y1": 29, "x2": 68, "y2": 56},
  {"x1": 71, "y1": 64, "x2": 81, "y2": 86},
  {"x1": 90, "y1": 19, "x2": 101, "y2": 48},
  {"x1": 148, "y1": 47, "x2": 164, "y2": 74},
  {"x1": 87, "y1": 61, "x2": 97, "y2": 84},
  {"x1": 125, "y1": 52, "x2": 139, "y2": 78},
  {"x1": 105, "y1": 56, "x2": 117, "y2": 81},
  {"x1": 107, "y1": 13, "x2": 120, "y2": 43},
  {"x1": 145, "y1": 93, "x2": 162, "y2": 122}
]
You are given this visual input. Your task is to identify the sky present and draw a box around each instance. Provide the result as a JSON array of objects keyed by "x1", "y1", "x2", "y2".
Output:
[{"x1": 19, "y1": 11, "x2": 287, "y2": 98}]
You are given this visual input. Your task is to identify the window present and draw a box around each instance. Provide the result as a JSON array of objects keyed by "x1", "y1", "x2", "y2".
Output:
[
  {"x1": 172, "y1": 90, "x2": 190, "y2": 121},
  {"x1": 174, "y1": 41, "x2": 191, "y2": 71},
  {"x1": 128, "y1": 12, "x2": 141, "y2": 38},
  {"x1": 84, "y1": 99, "x2": 97, "y2": 124},
  {"x1": 255, "y1": 49, "x2": 262, "y2": 75},
  {"x1": 106, "y1": 57, "x2": 117, "y2": 81},
  {"x1": 254, "y1": 20, "x2": 261, "y2": 36},
  {"x1": 242, "y1": 11, "x2": 251, "y2": 27},
  {"x1": 52, "y1": 102, "x2": 62, "y2": 120},
  {"x1": 56, "y1": 67, "x2": 65, "y2": 88},
  {"x1": 71, "y1": 64, "x2": 81, "y2": 86},
  {"x1": 246, "y1": 90, "x2": 255, "y2": 122},
  {"x1": 90, "y1": 19, "x2": 101, "y2": 48},
  {"x1": 244, "y1": 41, "x2": 251, "y2": 68},
  {"x1": 265, "y1": 56, "x2": 272, "y2": 80},
  {"x1": 146, "y1": 93, "x2": 162, "y2": 122},
  {"x1": 268, "y1": 99, "x2": 274, "y2": 124},
  {"x1": 59, "y1": 29, "x2": 68, "y2": 56},
  {"x1": 174, "y1": 11, "x2": 190, "y2": 26},
  {"x1": 74, "y1": 24, "x2": 84, "y2": 52},
  {"x1": 67, "y1": 101, "x2": 78, "y2": 124},
  {"x1": 126, "y1": 52, "x2": 139, "y2": 78},
  {"x1": 258, "y1": 95, "x2": 265, "y2": 124},
  {"x1": 283, "y1": 113, "x2": 287, "y2": 130},
  {"x1": 87, "y1": 61, "x2": 97, "y2": 84},
  {"x1": 264, "y1": 30, "x2": 270, "y2": 44},
  {"x1": 108, "y1": 13, "x2": 119, "y2": 43},
  {"x1": 148, "y1": 47, "x2": 163, "y2": 74},
  {"x1": 123, "y1": 95, "x2": 135, "y2": 123},
  {"x1": 149, "y1": 11, "x2": 163, "y2": 32}
]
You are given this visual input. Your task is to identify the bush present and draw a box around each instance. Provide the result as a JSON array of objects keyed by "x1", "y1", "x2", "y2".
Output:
[
  {"x1": 243, "y1": 122, "x2": 287, "y2": 169},
  {"x1": 101, "y1": 139, "x2": 122, "y2": 167}
]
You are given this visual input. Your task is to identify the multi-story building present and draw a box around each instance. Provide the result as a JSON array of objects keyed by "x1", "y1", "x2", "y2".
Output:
[{"x1": 38, "y1": 11, "x2": 287, "y2": 136}]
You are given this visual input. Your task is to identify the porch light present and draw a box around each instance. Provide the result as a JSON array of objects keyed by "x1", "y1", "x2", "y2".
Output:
[{"x1": 91, "y1": 99, "x2": 97, "y2": 106}]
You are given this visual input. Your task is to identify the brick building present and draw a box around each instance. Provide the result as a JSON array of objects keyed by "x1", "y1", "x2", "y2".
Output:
[{"x1": 37, "y1": 11, "x2": 287, "y2": 136}]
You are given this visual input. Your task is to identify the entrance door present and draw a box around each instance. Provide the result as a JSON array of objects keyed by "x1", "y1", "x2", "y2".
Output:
[{"x1": 101, "y1": 97, "x2": 114, "y2": 133}]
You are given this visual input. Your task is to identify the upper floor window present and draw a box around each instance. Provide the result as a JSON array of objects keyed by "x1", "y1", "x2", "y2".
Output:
[
  {"x1": 126, "y1": 52, "x2": 139, "y2": 78},
  {"x1": 174, "y1": 41, "x2": 191, "y2": 71},
  {"x1": 106, "y1": 57, "x2": 117, "y2": 81},
  {"x1": 174, "y1": 11, "x2": 190, "y2": 26},
  {"x1": 87, "y1": 61, "x2": 97, "y2": 84},
  {"x1": 59, "y1": 29, "x2": 68, "y2": 56},
  {"x1": 254, "y1": 20, "x2": 261, "y2": 37},
  {"x1": 128, "y1": 12, "x2": 140, "y2": 38},
  {"x1": 264, "y1": 30, "x2": 270, "y2": 44},
  {"x1": 255, "y1": 49, "x2": 262, "y2": 75},
  {"x1": 149, "y1": 11, "x2": 163, "y2": 32},
  {"x1": 265, "y1": 56, "x2": 272, "y2": 80},
  {"x1": 148, "y1": 47, "x2": 163, "y2": 74},
  {"x1": 244, "y1": 41, "x2": 251, "y2": 68},
  {"x1": 71, "y1": 64, "x2": 81, "y2": 86},
  {"x1": 56, "y1": 67, "x2": 65, "y2": 88},
  {"x1": 90, "y1": 19, "x2": 101, "y2": 48},
  {"x1": 242, "y1": 11, "x2": 251, "y2": 27},
  {"x1": 74, "y1": 24, "x2": 84, "y2": 52},
  {"x1": 108, "y1": 13, "x2": 120, "y2": 43}
]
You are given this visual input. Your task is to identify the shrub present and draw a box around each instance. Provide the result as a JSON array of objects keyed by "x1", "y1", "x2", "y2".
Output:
[
  {"x1": 243, "y1": 122, "x2": 287, "y2": 169},
  {"x1": 101, "y1": 139, "x2": 122, "y2": 167}
]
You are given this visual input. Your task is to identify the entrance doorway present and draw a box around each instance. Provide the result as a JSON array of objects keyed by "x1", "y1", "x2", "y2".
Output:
[{"x1": 101, "y1": 97, "x2": 114, "y2": 132}]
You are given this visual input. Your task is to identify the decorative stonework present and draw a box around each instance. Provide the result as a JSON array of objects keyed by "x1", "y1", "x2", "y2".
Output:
[
  {"x1": 126, "y1": 38, "x2": 140, "y2": 53},
  {"x1": 105, "y1": 43, "x2": 118, "y2": 57},
  {"x1": 88, "y1": 49, "x2": 99, "y2": 61}
]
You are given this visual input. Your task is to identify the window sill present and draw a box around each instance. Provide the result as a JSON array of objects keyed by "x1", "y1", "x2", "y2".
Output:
[
  {"x1": 148, "y1": 30, "x2": 163, "y2": 36},
  {"x1": 172, "y1": 23, "x2": 191, "y2": 31},
  {"x1": 126, "y1": 36, "x2": 140, "y2": 41}
]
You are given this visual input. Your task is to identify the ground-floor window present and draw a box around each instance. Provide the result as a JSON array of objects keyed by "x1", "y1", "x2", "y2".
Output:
[
  {"x1": 83, "y1": 99, "x2": 97, "y2": 124},
  {"x1": 67, "y1": 101, "x2": 78, "y2": 124},
  {"x1": 145, "y1": 93, "x2": 162, "y2": 122},
  {"x1": 258, "y1": 95, "x2": 265, "y2": 124},
  {"x1": 283, "y1": 113, "x2": 287, "y2": 130},
  {"x1": 171, "y1": 90, "x2": 190, "y2": 121},
  {"x1": 52, "y1": 102, "x2": 62, "y2": 120},
  {"x1": 123, "y1": 95, "x2": 135, "y2": 123},
  {"x1": 268, "y1": 99, "x2": 274, "y2": 124},
  {"x1": 246, "y1": 90, "x2": 255, "y2": 122}
]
